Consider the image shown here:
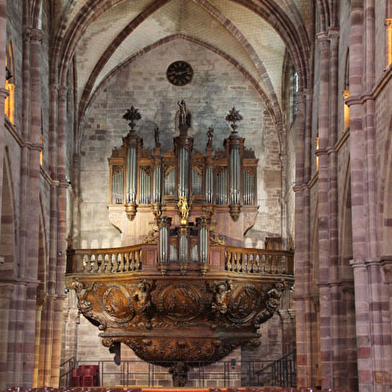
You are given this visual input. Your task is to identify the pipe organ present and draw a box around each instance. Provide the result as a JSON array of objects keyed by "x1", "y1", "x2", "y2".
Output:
[
  {"x1": 108, "y1": 104, "x2": 258, "y2": 241},
  {"x1": 68, "y1": 103, "x2": 294, "y2": 386}
]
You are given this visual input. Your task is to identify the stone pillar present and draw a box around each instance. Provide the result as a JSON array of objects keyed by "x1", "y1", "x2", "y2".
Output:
[
  {"x1": 46, "y1": 84, "x2": 59, "y2": 387},
  {"x1": 316, "y1": 31, "x2": 333, "y2": 389},
  {"x1": 293, "y1": 90, "x2": 312, "y2": 387},
  {"x1": 50, "y1": 86, "x2": 69, "y2": 387},
  {"x1": 21, "y1": 28, "x2": 44, "y2": 388},
  {"x1": 0, "y1": 283, "x2": 15, "y2": 390},
  {"x1": 33, "y1": 297, "x2": 45, "y2": 387}
]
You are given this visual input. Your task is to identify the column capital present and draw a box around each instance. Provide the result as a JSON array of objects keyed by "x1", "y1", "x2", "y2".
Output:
[
  {"x1": 23, "y1": 28, "x2": 32, "y2": 43},
  {"x1": 0, "y1": 282, "x2": 15, "y2": 299},
  {"x1": 327, "y1": 27, "x2": 340, "y2": 40},
  {"x1": 30, "y1": 29, "x2": 44, "y2": 45},
  {"x1": 50, "y1": 83, "x2": 59, "y2": 92},
  {"x1": 58, "y1": 86, "x2": 68, "y2": 102},
  {"x1": 345, "y1": 95, "x2": 362, "y2": 107},
  {"x1": 349, "y1": 258, "x2": 366, "y2": 268}
]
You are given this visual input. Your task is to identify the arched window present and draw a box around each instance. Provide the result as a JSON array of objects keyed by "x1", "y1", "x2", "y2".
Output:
[{"x1": 5, "y1": 41, "x2": 15, "y2": 124}]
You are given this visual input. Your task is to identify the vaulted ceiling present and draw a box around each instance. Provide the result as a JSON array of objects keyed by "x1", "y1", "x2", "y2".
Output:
[{"x1": 53, "y1": 0, "x2": 311, "y2": 131}]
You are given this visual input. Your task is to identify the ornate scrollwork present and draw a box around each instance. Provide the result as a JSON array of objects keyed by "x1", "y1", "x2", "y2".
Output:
[
  {"x1": 210, "y1": 232, "x2": 225, "y2": 245},
  {"x1": 140, "y1": 165, "x2": 152, "y2": 175},
  {"x1": 164, "y1": 165, "x2": 175, "y2": 179},
  {"x1": 142, "y1": 228, "x2": 157, "y2": 244}
]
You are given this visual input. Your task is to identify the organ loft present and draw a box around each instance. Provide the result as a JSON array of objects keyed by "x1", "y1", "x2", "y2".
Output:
[{"x1": 66, "y1": 102, "x2": 294, "y2": 386}]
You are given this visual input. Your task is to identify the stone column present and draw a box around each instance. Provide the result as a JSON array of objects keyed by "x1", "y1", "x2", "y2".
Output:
[
  {"x1": 347, "y1": 3, "x2": 371, "y2": 392},
  {"x1": 326, "y1": 27, "x2": 347, "y2": 389},
  {"x1": 316, "y1": 31, "x2": 333, "y2": 389},
  {"x1": 33, "y1": 297, "x2": 45, "y2": 387},
  {"x1": 46, "y1": 84, "x2": 59, "y2": 387},
  {"x1": 51, "y1": 86, "x2": 69, "y2": 387},
  {"x1": 21, "y1": 28, "x2": 44, "y2": 388},
  {"x1": 293, "y1": 90, "x2": 311, "y2": 387},
  {"x1": 0, "y1": 283, "x2": 15, "y2": 390}
]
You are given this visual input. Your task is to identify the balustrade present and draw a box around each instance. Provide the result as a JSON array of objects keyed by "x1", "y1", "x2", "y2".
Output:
[
  {"x1": 225, "y1": 247, "x2": 294, "y2": 275},
  {"x1": 66, "y1": 244, "x2": 293, "y2": 277},
  {"x1": 67, "y1": 245, "x2": 143, "y2": 274}
]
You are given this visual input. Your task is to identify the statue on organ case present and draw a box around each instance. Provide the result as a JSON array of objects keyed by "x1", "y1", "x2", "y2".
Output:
[{"x1": 177, "y1": 99, "x2": 187, "y2": 126}]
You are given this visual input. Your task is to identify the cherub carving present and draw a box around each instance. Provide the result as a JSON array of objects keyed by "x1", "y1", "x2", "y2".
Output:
[
  {"x1": 132, "y1": 280, "x2": 155, "y2": 315},
  {"x1": 266, "y1": 280, "x2": 285, "y2": 312},
  {"x1": 210, "y1": 280, "x2": 233, "y2": 315}
]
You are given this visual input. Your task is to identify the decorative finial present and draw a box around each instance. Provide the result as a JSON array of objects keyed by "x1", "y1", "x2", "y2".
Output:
[
  {"x1": 225, "y1": 107, "x2": 243, "y2": 134},
  {"x1": 123, "y1": 106, "x2": 141, "y2": 132}
]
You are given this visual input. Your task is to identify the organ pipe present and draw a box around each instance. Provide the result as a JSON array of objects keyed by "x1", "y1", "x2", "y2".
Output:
[
  {"x1": 153, "y1": 166, "x2": 161, "y2": 203},
  {"x1": 178, "y1": 148, "x2": 189, "y2": 198},
  {"x1": 230, "y1": 147, "x2": 240, "y2": 204},
  {"x1": 179, "y1": 234, "x2": 188, "y2": 263},
  {"x1": 205, "y1": 167, "x2": 213, "y2": 203},
  {"x1": 127, "y1": 147, "x2": 137, "y2": 204}
]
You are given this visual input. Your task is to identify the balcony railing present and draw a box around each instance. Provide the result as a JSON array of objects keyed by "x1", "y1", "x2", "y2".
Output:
[
  {"x1": 66, "y1": 243, "x2": 293, "y2": 277},
  {"x1": 225, "y1": 247, "x2": 294, "y2": 275}
]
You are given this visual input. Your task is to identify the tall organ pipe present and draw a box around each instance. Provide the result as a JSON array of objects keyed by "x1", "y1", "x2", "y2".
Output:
[
  {"x1": 200, "y1": 227, "x2": 208, "y2": 263},
  {"x1": 127, "y1": 148, "x2": 137, "y2": 203},
  {"x1": 179, "y1": 234, "x2": 188, "y2": 263},
  {"x1": 159, "y1": 226, "x2": 168, "y2": 263},
  {"x1": 153, "y1": 166, "x2": 161, "y2": 203}
]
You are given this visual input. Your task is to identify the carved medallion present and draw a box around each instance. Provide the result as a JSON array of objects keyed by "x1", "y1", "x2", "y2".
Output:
[
  {"x1": 101, "y1": 284, "x2": 134, "y2": 322},
  {"x1": 158, "y1": 283, "x2": 203, "y2": 322},
  {"x1": 227, "y1": 284, "x2": 260, "y2": 324}
]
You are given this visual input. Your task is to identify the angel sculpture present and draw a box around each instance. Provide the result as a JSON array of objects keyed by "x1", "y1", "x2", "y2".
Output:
[{"x1": 177, "y1": 196, "x2": 190, "y2": 225}]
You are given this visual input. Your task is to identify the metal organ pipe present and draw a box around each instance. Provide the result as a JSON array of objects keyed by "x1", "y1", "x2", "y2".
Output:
[
  {"x1": 160, "y1": 225, "x2": 168, "y2": 263},
  {"x1": 127, "y1": 148, "x2": 137, "y2": 204},
  {"x1": 180, "y1": 234, "x2": 188, "y2": 263},
  {"x1": 153, "y1": 166, "x2": 161, "y2": 203},
  {"x1": 200, "y1": 227, "x2": 208, "y2": 263},
  {"x1": 230, "y1": 148, "x2": 240, "y2": 204}
]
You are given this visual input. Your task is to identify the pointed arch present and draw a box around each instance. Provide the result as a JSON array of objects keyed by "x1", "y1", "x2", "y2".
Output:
[{"x1": 77, "y1": 34, "x2": 279, "y2": 153}]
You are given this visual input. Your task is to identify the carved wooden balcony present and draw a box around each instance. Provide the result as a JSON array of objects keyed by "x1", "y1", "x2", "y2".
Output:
[{"x1": 65, "y1": 242, "x2": 294, "y2": 385}]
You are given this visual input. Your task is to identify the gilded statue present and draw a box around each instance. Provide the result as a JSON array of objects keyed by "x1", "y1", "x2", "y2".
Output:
[{"x1": 177, "y1": 196, "x2": 190, "y2": 225}]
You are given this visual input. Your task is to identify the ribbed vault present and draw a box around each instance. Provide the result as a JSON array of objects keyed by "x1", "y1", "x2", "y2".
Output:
[{"x1": 52, "y1": 0, "x2": 311, "y2": 147}]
